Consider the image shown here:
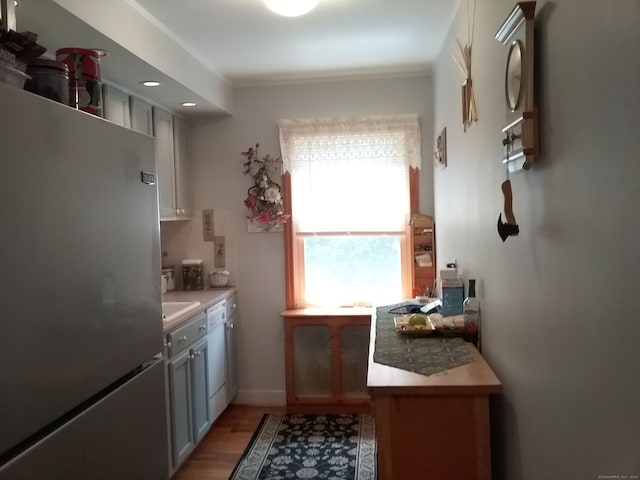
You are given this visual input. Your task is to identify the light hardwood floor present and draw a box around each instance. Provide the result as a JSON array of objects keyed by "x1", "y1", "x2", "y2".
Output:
[{"x1": 173, "y1": 404, "x2": 285, "y2": 480}]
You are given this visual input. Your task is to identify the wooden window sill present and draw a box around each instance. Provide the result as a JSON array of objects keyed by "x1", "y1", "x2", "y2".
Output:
[{"x1": 281, "y1": 307, "x2": 373, "y2": 319}]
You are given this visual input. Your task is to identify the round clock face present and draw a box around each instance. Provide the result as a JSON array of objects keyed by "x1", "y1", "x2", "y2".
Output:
[{"x1": 505, "y1": 40, "x2": 524, "y2": 111}]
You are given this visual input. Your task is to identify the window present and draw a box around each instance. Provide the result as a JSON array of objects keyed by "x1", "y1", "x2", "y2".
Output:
[{"x1": 279, "y1": 114, "x2": 421, "y2": 308}]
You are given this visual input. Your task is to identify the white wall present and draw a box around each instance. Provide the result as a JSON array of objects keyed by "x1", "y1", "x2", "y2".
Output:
[
  {"x1": 434, "y1": 1, "x2": 640, "y2": 478},
  {"x1": 162, "y1": 75, "x2": 434, "y2": 404}
]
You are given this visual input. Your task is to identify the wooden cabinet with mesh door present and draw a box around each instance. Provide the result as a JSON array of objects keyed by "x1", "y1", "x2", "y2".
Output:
[{"x1": 281, "y1": 309, "x2": 372, "y2": 414}]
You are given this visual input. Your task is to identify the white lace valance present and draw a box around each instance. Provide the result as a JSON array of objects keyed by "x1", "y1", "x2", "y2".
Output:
[{"x1": 278, "y1": 114, "x2": 422, "y2": 173}]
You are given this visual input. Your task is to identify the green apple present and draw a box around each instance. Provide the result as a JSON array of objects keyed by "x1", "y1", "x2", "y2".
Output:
[{"x1": 407, "y1": 313, "x2": 427, "y2": 326}]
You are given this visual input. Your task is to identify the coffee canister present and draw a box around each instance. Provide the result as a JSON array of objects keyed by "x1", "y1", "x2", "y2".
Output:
[
  {"x1": 182, "y1": 259, "x2": 204, "y2": 291},
  {"x1": 55, "y1": 48, "x2": 107, "y2": 117},
  {"x1": 24, "y1": 59, "x2": 69, "y2": 105}
]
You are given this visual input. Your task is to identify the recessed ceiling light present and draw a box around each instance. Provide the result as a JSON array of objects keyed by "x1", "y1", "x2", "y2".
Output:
[
  {"x1": 181, "y1": 102, "x2": 197, "y2": 107},
  {"x1": 141, "y1": 80, "x2": 161, "y2": 87},
  {"x1": 264, "y1": 0, "x2": 319, "y2": 17}
]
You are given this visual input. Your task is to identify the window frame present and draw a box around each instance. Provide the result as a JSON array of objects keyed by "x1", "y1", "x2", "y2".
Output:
[{"x1": 284, "y1": 167, "x2": 420, "y2": 309}]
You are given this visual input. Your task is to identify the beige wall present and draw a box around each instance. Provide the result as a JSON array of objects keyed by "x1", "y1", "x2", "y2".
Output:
[
  {"x1": 434, "y1": 0, "x2": 640, "y2": 478},
  {"x1": 162, "y1": 75, "x2": 434, "y2": 404}
]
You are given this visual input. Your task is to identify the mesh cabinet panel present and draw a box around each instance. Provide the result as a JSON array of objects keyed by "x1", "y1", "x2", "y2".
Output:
[
  {"x1": 293, "y1": 325, "x2": 332, "y2": 397},
  {"x1": 340, "y1": 325, "x2": 370, "y2": 397}
]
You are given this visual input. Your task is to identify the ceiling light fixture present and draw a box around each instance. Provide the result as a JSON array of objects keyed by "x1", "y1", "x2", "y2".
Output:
[
  {"x1": 140, "y1": 81, "x2": 161, "y2": 87},
  {"x1": 181, "y1": 102, "x2": 197, "y2": 107},
  {"x1": 264, "y1": 0, "x2": 319, "y2": 17}
]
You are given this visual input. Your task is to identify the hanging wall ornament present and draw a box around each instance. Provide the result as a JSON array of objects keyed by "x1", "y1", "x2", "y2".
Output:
[{"x1": 451, "y1": 0, "x2": 478, "y2": 131}]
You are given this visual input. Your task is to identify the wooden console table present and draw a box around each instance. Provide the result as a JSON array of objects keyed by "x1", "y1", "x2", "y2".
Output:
[{"x1": 367, "y1": 313, "x2": 502, "y2": 480}]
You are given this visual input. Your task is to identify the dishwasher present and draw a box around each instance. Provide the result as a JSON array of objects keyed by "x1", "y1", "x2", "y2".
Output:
[{"x1": 206, "y1": 300, "x2": 227, "y2": 423}]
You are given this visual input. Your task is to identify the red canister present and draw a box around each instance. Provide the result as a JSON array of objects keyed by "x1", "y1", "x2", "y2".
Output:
[{"x1": 55, "y1": 48, "x2": 107, "y2": 117}]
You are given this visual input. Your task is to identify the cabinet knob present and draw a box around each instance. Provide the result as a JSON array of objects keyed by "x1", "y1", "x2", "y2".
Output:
[
  {"x1": 179, "y1": 336, "x2": 187, "y2": 343},
  {"x1": 227, "y1": 322, "x2": 234, "y2": 330},
  {"x1": 199, "y1": 325, "x2": 206, "y2": 331},
  {"x1": 194, "y1": 350, "x2": 201, "y2": 357}
]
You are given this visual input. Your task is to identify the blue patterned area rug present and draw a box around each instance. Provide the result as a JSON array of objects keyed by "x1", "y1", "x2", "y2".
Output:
[{"x1": 229, "y1": 413, "x2": 377, "y2": 480}]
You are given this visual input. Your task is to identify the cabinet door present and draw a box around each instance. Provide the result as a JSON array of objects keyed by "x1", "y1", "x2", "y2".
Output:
[
  {"x1": 173, "y1": 116, "x2": 191, "y2": 218},
  {"x1": 130, "y1": 97, "x2": 153, "y2": 136},
  {"x1": 292, "y1": 325, "x2": 332, "y2": 398},
  {"x1": 339, "y1": 325, "x2": 370, "y2": 397},
  {"x1": 102, "y1": 84, "x2": 131, "y2": 128},
  {"x1": 153, "y1": 107, "x2": 176, "y2": 219},
  {"x1": 167, "y1": 349, "x2": 194, "y2": 468},
  {"x1": 190, "y1": 337, "x2": 210, "y2": 443}
]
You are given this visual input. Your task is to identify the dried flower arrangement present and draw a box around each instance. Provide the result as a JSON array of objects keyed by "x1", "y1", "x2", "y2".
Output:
[
  {"x1": 451, "y1": 0, "x2": 478, "y2": 131},
  {"x1": 241, "y1": 143, "x2": 290, "y2": 231}
]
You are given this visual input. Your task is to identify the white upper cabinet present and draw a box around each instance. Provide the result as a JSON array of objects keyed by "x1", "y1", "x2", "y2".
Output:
[
  {"x1": 130, "y1": 97, "x2": 154, "y2": 136},
  {"x1": 153, "y1": 107, "x2": 191, "y2": 220},
  {"x1": 102, "y1": 84, "x2": 131, "y2": 128},
  {"x1": 172, "y1": 116, "x2": 192, "y2": 219}
]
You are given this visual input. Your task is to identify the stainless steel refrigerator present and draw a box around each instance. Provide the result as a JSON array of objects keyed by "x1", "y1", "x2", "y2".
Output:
[{"x1": 0, "y1": 82, "x2": 169, "y2": 479}]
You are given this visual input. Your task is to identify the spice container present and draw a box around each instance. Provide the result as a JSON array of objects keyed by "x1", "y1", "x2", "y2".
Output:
[
  {"x1": 182, "y1": 259, "x2": 204, "y2": 291},
  {"x1": 162, "y1": 266, "x2": 176, "y2": 291},
  {"x1": 24, "y1": 59, "x2": 69, "y2": 105}
]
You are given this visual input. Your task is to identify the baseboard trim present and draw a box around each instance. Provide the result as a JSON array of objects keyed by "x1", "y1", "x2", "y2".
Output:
[{"x1": 234, "y1": 389, "x2": 287, "y2": 406}]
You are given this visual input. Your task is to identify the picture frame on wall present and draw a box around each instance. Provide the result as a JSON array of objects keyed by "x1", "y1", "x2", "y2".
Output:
[{"x1": 434, "y1": 127, "x2": 447, "y2": 168}]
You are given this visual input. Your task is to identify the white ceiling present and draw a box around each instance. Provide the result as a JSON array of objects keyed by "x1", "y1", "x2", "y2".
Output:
[
  {"x1": 130, "y1": 0, "x2": 459, "y2": 86},
  {"x1": 15, "y1": 0, "x2": 459, "y2": 115}
]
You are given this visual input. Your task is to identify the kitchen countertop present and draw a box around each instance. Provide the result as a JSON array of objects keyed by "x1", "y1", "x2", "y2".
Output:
[
  {"x1": 367, "y1": 306, "x2": 501, "y2": 395},
  {"x1": 162, "y1": 288, "x2": 236, "y2": 332}
]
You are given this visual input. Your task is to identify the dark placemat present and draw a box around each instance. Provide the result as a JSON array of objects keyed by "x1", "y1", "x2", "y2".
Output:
[{"x1": 373, "y1": 302, "x2": 474, "y2": 376}]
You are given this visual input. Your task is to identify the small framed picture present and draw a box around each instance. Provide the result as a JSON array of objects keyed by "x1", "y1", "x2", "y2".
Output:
[{"x1": 434, "y1": 127, "x2": 447, "y2": 167}]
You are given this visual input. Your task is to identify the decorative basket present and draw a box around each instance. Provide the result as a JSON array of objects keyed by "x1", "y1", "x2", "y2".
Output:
[{"x1": 209, "y1": 270, "x2": 230, "y2": 287}]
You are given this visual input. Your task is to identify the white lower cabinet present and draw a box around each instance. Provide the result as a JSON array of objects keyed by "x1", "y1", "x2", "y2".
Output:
[
  {"x1": 166, "y1": 312, "x2": 209, "y2": 473},
  {"x1": 165, "y1": 295, "x2": 237, "y2": 474}
]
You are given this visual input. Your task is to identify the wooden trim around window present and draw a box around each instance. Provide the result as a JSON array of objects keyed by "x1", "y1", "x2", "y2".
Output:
[
  {"x1": 283, "y1": 172, "x2": 296, "y2": 309},
  {"x1": 409, "y1": 167, "x2": 420, "y2": 214}
]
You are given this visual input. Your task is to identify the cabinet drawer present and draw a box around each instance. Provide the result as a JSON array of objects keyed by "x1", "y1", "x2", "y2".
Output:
[{"x1": 167, "y1": 312, "x2": 207, "y2": 357}]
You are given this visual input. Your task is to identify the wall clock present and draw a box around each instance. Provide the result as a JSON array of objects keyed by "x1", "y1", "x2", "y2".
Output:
[
  {"x1": 505, "y1": 40, "x2": 523, "y2": 111},
  {"x1": 495, "y1": 2, "x2": 538, "y2": 172}
]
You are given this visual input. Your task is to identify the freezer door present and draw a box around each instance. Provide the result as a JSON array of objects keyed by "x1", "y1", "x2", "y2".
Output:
[
  {"x1": 0, "y1": 83, "x2": 163, "y2": 455},
  {"x1": 0, "y1": 358, "x2": 169, "y2": 480}
]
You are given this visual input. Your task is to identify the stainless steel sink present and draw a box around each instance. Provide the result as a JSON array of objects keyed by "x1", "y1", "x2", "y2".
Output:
[{"x1": 162, "y1": 301, "x2": 201, "y2": 323}]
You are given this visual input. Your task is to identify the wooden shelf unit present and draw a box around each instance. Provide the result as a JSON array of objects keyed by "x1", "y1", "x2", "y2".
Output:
[{"x1": 410, "y1": 213, "x2": 436, "y2": 297}]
